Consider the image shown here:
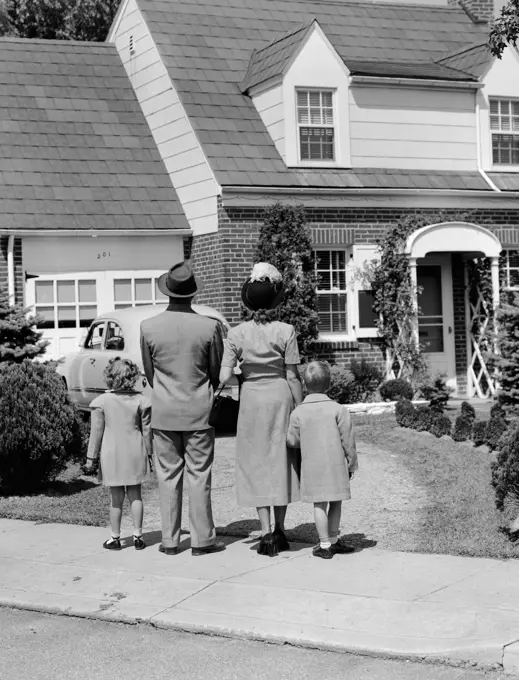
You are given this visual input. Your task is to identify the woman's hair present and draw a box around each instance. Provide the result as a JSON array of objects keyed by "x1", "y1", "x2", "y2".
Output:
[
  {"x1": 303, "y1": 361, "x2": 331, "y2": 393},
  {"x1": 103, "y1": 357, "x2": 140, "y2": 392}
]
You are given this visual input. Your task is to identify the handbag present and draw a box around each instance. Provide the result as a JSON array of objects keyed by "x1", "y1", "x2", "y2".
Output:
[{"x1": 209, "y1": 385, "x2": 240, "y2": 434}]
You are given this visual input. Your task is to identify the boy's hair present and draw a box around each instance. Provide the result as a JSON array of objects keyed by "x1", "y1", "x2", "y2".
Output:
[
  {"x1": 303, "y1": 360, "x2": 331, "y2": 393},
  {"x1": 103, "y1": 357, "x2": 140, "y2": 392}
]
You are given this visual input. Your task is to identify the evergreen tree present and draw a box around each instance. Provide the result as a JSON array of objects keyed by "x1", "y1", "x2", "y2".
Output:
[
  {"x1": 247, "y1": 203, "x2": 319, "y2": 360},
  {"x1": 0, "y1": 286, "x2": 48, "y2": 363},
  {"x1": 494, "y1": 292, "x2": 519, "y2": 417}
]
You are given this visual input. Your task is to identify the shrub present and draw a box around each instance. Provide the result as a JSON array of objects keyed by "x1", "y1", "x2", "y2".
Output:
[
  {"x1": 494, "y1": 293, "x2": 519, "y2": 417},
  {"x1": 327, "y1": 366, "x2": 356, "y2": 404},
  {"x1": 348, "y1": 358, "x2": 383, "y2": 403},
  {"x1": 461, "y1": 401, "x2": 476, "y2": 422},
  {"x1": 246, "y1": 203, "x2": 319, "y2": 360},
  {"x1": 0, "y1": 285, "x2": 48, "y2": 363},
  {"x1": 429, "y1": 414, "x2": 452, "y2": 438},
  {"x1": 418, "y1": 374, "x2": 453, "y2": 411},
  {"x1": 379, "y1": 378, "x2": 413, "y2": 402},
  {"x1": 485, "y1": 416, "x2": 508, "y2": 451},
  {"x1": 491, "y1": 402, "x2": 505, "y2": 420},
  {"x1": 327, "y1": 360, "x2": 382, "y2": 404},
  {"x1": 452, "y1": 415, "x2": 473, "y2": 442},
  {"x1": 491, "y1": 421, "x2": 519, "y2": 512},
  {"x1": 414, "y1": 407, "x2": 434, "y2": 432},
  {"x1": 395, "y1": 398, "x2": 415, "y2": 427},
  {"x1": 472, "y1": 420, "x2": 488, "y2": 448},
  {"x1": 0, "y1": 360, "x2": 83, "y2": 493}
]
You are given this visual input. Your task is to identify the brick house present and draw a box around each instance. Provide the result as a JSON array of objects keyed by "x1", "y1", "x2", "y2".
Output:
[
  {"x1": 107, "y1": 0, "x2": 519, "y2": 399},
  {"x1": 0, "y1": 38, "x2": 190, "y2": 358}
]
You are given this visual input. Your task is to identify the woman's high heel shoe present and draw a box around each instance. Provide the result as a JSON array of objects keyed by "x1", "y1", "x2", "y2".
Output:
[
  {"x1": 257, "y1": 532, "x2": 278, "y2": 557},
  {"x1": 273, "y1": 527, "x2": 290, "y2": 552}
]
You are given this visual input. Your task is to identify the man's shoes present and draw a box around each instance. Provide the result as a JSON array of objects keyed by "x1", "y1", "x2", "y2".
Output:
[
  {"x1": 331, "y1": 541, "x2": 355, "y2": 554},
  {"x1": 312, "y1": 546, "x2": 334, "y2": 560},
  {"x1": 158, "y1": 544, "x2": 178, "y2": 556},
  {"x1": 192, "y1": 541, "x2": 226, "y2": 556}
]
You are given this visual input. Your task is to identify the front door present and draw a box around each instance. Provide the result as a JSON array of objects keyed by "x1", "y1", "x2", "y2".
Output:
[{"x1": 417, "y1": 255, "x2": 456, "y2": 392}]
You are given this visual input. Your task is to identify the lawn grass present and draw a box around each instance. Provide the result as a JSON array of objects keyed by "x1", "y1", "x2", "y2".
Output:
[{"x1": 1, "y1": 415, "x2": 519, "y2": 559}]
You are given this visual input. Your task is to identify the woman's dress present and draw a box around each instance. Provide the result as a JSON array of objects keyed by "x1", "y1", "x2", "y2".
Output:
[{"x1": 221, "y1": 320, "x2": 300, "y2": 507}]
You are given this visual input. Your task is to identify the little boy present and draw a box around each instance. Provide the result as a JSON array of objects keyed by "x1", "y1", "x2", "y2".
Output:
[{"x1": 287, "y1": 361, "x2": 358, "y2": 559}]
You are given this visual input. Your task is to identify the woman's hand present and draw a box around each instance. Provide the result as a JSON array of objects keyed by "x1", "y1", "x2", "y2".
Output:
[{"x1": 219, "y1": 366, "x2": 234, "y2": 385}]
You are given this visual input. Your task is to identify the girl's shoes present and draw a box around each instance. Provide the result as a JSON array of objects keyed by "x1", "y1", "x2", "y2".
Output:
[
  {"x1": 313, "y1": 546, "x2": 334, "y2": 560},
  {"x1": 273, "y1": 527, "x2": 290, "y2": 552},
  {"x1": 103, "y1": 536, "x2": 122, "y2": 551},
  {"x1": 257, "y1": 532, "x2": 278, "y2": 557},
  {"x1": 133, "y1": 534, "x2": 146, "y2": 551}
]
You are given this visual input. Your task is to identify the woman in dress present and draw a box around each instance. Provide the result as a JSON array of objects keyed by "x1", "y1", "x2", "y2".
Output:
[{"x1": 219, "y1": 263, "x2": 303, "y2": 556}]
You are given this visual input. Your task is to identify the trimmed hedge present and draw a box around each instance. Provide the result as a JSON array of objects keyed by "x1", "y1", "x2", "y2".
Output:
[
  {"x1": 485, "y1": 416, "x2": 508, "y2": 451},
  {"x1": 460, "y1": 401, "x2": 476, "y2": 421},
  {"x1": 395, "y1": 399, "x2": 415, "y2": 428},
  {"x1": 452, "y1": 415, "x2": 473, "y2": 442},
  {"x1": 472, "y1": 420, "x2": 488, "y2": 448},
  {"x1": 380, "y1": 379, "x2": 413, "y2": 402},
  {"x1": 429, "y1": 414, "x2": 452, "y2": 438}
]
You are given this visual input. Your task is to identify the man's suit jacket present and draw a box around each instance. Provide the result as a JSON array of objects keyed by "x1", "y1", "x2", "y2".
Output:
[{"x1": 140, "y1": 305, "x2": 224, "y2": 431}]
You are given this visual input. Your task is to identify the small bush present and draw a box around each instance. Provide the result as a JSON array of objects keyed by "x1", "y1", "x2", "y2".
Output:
[
  {"x1": 491, "y1": 421, "x2": 519, "y2": 512},
  {"x1": 414, "y1": 407, "x2": 434, "y2": 432},
  {"x1": 395, "y1": 399, "x2": 415, "y2": 427},
  {"x1": 452, "y1": 415, "x2": 473, "y2": 442},
  {"x1": 491, "y1": 402, "x2": 505, "y2": 420},
  {"x1": 327, "y1": 359, "x2": 382, "y2": 404},
  {"x1": 485, "y1": 416, "x2": 508, "y2": 451},
  {"x1": 472, "y1": 420, "x2": 488, "y2": 448},
  {"x1": 418, "y1": 374, "x2": 453, "y2": 411},
  {"x1": 461, "y1": 401, "x2": 476, "y2": 421},
  {"x1": 0, "y1": 360, "x2": 83, "y2": 493},
  {"x1": 379, "y1": 379, "x2": 413, "y2": 402},
  {"x1": 429, "y1": 414, "x2": 452, "y2": 438}
]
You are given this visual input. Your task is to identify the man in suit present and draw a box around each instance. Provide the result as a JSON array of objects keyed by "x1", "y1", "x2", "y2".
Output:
[{"x1": 140, "y1": 261, "x2": 226, "y2": 556}]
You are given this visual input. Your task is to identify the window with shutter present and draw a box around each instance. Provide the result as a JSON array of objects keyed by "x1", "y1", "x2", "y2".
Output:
[
  {"x1": 297, "y1": 90, "x2": 335, "y2": 162},
  {"x1": 489, "y1": 98, "x2": 519, "y2": 165}
]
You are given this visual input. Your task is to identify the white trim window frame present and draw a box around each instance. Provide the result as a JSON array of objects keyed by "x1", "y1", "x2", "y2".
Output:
[
  {"x1": 501, "y1": 249, "x2": 519, "y2": 290},
  {"x1": 351, "y1": 245, "x2": 380, "y2": 339},
  {"x1": 111, "y1": 272, "x2": 169, "y2": 310},
  {"x1": 314, "y1": 248, "x2": 355, "y2": 341},
  {"x1": 490, "y1": 98, "x2": 519, "y2": 167},
  {"x1": 296, "y1": 89, "x2": 336, "y2": 165}
]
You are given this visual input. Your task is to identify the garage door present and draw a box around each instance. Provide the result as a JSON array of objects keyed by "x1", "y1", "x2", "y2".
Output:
[{"x1": 26, "y1": 270, "x2": 169, "y2": 359}]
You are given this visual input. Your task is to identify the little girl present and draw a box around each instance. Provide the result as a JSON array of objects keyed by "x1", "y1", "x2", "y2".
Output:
[
  {"x1": 287, "y1": 361, "x2": 358, "y2": 559},
  {"x1": 85, "y1": 357, "x2": 153, "y2": 551}
]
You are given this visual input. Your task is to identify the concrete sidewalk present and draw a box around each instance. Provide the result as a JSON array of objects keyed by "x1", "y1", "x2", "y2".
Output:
[{"x1": 1, "y1": 519, "x2": 519, "y2": 674}]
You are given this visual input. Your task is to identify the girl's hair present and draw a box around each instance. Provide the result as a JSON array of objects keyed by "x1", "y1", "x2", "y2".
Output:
[
  {"x1": 103, "y1": 357, "x2": 140, "y2": 392},
  {"x1": 303, "y1": 360, "x2": 331, "y2": 393}
]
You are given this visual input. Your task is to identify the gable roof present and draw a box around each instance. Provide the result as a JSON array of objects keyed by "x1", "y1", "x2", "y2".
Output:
[
  {"x1": 346, "y1": 59, "x2": 477, "y2": 82},
  {"x1": 137, "y1": 0, "x2": 490, "y2": 190},
  {"x1": 436, "y1": 41, "x2": 493, "y2": 79},
  {"x1": 240, "y1": 20, "x2": 315, "y2": 93},
  {"x1": 0, "y1": 38, "x2": 188, "y2": 232}
]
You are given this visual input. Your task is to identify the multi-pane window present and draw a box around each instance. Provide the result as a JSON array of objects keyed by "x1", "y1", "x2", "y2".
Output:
[
  {"x1": 490, "y1": 99, "x2": 519, "y2": 165},
  {"x1": 297, "y1": 90, "x2": 334, "y2": 162},
  {"x1": 113, "y1": 276, "x2": 168, "y2": 310},
  {"x1": 34, "y1": 279, "x2": 97, "y2": 330},
  {"x1": 315, "y1": 250, "x2": 348, "y2": 333},
  {"x1": 501, "y1": 250, "x2": 519, "y2": 289}
]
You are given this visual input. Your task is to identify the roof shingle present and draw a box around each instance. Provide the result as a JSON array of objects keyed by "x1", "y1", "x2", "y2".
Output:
[{"x1": 0, "y1": 38, "x2": 188, "y2": 231}]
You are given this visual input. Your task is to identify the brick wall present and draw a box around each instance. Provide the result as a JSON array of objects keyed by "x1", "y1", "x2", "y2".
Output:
[
  {"x1": 0, "y1": 237, "x2": 23, "y2": 305},
  {"x1": 452, "y1": 254, "x2": 468, "y2": 394},
  {"x1": 188, "y1": 203, "x2": 519, "y2": 377},
  {"x1": 448, "y1": 0, "x2": 493, "y2": 24}
]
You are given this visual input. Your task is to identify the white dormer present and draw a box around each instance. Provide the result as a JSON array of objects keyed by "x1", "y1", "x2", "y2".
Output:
[{"x1": 241, "y1": 20, "x2": 351, "y2": 169}]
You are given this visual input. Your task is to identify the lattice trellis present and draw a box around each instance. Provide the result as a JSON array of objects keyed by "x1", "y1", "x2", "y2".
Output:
[{"x1": 467, "y1": 262, "x2": 497, "y2": 399}]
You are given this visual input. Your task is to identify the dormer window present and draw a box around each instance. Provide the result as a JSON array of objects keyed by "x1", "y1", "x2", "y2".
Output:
[
  {"x1": 490, "y1": 98, "x2": 519, "y2": 165},
  {"x1": 297, "y1": 90, "x2": 335, "y2": 162}
]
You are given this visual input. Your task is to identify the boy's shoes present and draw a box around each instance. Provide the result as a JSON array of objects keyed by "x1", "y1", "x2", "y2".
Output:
[
  {"x1": 103, "y1": 537, "x2": 122, "y2": 551},
  {"x1": 331, "y1": 541, "x2": 355, "y2": 554},
  {"x1": 192, "y1": 541, "x2": 226, "y2": 556},
  {"x1": 312, "y1": 546, "x2": 334, "y2": 560},
  {"x1": 257, "y1": 532, "x2": 279, "y2": 557},
  {"x1": 133, "y1": 535, "x2": 146, "y2": 551},
  {"x1": 158, "y1": 544, "x2": 178, "y2": 556},
  {"x1": 273, "y1": 527, "x2": 290, "y2": 552}
]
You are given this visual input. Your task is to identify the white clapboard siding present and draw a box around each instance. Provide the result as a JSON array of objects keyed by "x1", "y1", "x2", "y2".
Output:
[
  {"x1": 110, "y1": 0, "x2": 219, "y2": 235},
  {"x1": 252, "y1": 85, "x2": 285, "y2": 160},
  {"x1": 349, "y1": 86, "x2": 478, "y2": 170}
]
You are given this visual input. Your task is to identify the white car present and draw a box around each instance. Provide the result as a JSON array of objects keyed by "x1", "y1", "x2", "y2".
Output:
[{"x1": 57, "y1": 304, "x2": 239, "y2": 412}]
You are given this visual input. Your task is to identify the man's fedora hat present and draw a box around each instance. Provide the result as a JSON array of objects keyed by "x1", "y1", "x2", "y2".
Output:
[
  {"x1": 157, "y1": 261, "x2": 203, "y2": 299},
  {"x1": 241, "y1": 263, "x2": 284, "y2": 312}
]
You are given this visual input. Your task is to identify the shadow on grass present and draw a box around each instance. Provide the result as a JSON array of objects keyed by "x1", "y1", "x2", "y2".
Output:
[{"x1": 0, "y1": 476, "x2": 99, "y2": 500}]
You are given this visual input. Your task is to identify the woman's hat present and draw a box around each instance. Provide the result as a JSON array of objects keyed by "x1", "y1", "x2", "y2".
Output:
[
  {"x1": 241, "y1": 263, "x2": 284, "y2": 312},
  {"x1": 157, "y1": 261, "x2": 203, "y2": 299}
]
